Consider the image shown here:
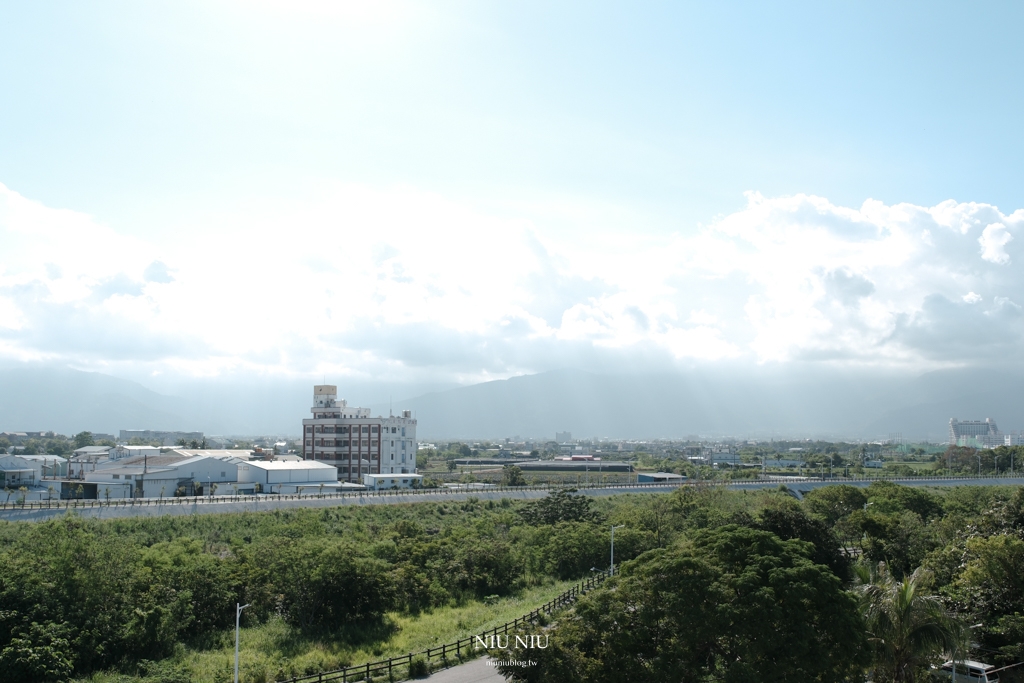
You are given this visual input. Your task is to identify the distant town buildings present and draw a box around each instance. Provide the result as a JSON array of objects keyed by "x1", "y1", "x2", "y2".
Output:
[
  {"x1": 119, "y1": 430, "x2": 205, "y2": 446},
  {"x1": 555, "y1": 431, "x2": 572, "y2": 443},
  {"x1": 302, "y1": 385, "x2": 419, "y2": 485},
  {"x1": 949, "y1": 418, "x2": 1003, "y2": 448}
]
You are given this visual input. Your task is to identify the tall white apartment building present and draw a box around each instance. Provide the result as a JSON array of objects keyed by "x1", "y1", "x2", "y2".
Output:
[{"x1": 302, "y1": 385, "x2": 418, "y2": 483}]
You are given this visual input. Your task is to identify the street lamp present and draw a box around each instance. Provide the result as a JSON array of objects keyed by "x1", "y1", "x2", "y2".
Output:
[
  {"x1": 234, "y1": 602, "x2": 251, "y2": 683},
  {"x1": 976, "y1": 455, "x2": 982, "y2": 478},
  {"x1": 610, "y1": 525, "x2": 625, "y2": 576},
  {"x1": 952, "y1": 623, "x2": 984, "y2": 683}
]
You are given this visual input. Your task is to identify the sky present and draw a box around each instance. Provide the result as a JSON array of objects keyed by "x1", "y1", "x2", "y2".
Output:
[{"x1": 2, "y1": 1, "x2": 1024, "y2": 395}]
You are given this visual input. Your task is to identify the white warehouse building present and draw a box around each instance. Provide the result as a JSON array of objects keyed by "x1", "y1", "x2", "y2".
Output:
[
  {"x1": 237, "y1": 460, "x2": 340, "y2": 495},
  {"x1": 302, "y1": 384, "x2": 418, "y2": 485}
]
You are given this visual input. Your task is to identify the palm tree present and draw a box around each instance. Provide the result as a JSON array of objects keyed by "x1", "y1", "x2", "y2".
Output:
[{"x1": 859, "y1": 564, "x2": 965, "y2": 683}]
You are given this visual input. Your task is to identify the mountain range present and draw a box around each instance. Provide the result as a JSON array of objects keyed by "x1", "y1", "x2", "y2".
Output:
[{"x1": 1, "y1": 365, "x2": 1021, "y2": 441}]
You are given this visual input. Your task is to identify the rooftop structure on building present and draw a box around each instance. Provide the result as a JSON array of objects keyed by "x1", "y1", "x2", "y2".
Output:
[
  {"x1": 302, "y1": 385, "x2": 418, "y2": 484},
  {"x1": 949, "y1": 418, "x2": 1003, "y2": 448}
]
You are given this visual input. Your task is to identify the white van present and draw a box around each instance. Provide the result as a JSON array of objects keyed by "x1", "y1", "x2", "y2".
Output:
[{"x1": 937, "y1": 660, "x2": 999, "y2": 683}]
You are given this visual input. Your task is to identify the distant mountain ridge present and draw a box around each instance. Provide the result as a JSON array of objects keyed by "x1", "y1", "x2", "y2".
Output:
[
  {"x1": 0, "y1": 366, "x2": 191, "y2": 435},
  {"x1": 1, "y1": 364, "x2": 1022, "y2": 441}
]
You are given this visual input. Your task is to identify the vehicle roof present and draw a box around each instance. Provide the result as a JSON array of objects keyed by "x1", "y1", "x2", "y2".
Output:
[{"x1": 942, "y1": 660, "x2": 997, "y2": 670}]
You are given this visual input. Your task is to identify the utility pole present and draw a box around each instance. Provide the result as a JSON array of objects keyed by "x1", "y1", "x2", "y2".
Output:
[
  {"x1": 235, "y1": 602, "x2": 251, "y2": 683},
  {"x1": 610, "y1": 525, "x2": 624, "y2": 576}
]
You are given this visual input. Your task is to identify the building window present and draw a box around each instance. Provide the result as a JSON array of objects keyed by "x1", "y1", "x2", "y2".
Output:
[
  {"x1": 305, "y1": 426, "x2": 312, "y2": 433},
  {"x1": 112, "y1": 474, "x2": 120, "y2": 479},
  {"x1": 371, "y1": 440, "x2": 378, "y2": 447},
  {"x1": 305, "y1": 439, "x2": 311, "y2": 446},
  {"x1": 341, "y1": 426, "x2": 349, "y2": 434},
  {"x1": 371, "y1": 426, "x2": 379, "y2": 433},
  {"x1": 362, "y1": 426, "x2": 369, "y2": 434},
  {"x1": 125, "y1": 475, "x2": 132, "y2": 480}
]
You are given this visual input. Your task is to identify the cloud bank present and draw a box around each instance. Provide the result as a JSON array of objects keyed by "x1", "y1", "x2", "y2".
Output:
[{"x1": 1, "y1": 182, "x2": 1022, "y2": 385}]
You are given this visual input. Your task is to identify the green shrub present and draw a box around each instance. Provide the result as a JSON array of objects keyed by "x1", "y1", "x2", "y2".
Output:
[{"x1": 408, "y1": 656, "x2": 429, "y2": 678}]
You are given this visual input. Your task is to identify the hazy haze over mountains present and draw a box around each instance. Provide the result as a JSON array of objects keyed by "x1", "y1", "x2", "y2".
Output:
[{"x1": 3, "y1": 364, "x2": 1021, "y2": 442}]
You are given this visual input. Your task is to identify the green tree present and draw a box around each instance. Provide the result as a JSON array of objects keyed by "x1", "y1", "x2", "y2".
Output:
[
  {"x1": 502, "y1": 525, "x2": 867, "y2": 683},
  {"x1": 519, "y1": 489, "x2": 597, "y2": 526},
  {"x1": 501, "y1": 465, "x2": 526, "y2": 487},
  {"x1": 942, "y1": 534, "x2": 1024, "y2": 663},
  {"x1": 859, "y1": 565, "x2": 964, "y2": 683},
  {"x1": 73, "y1": 432, "x2": 94, "y2": 449},
  {"x1": 755, "y1": 499, "x2": 850, "y2": 580}
]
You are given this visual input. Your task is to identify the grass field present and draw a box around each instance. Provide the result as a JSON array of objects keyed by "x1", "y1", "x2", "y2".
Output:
[{"x1": 81, "y1": 578, "x2": 579, "y2": 683}]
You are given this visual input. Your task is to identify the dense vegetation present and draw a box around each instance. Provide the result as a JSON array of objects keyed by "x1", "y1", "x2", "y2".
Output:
[
  {"x1": 0, "y1": 491, "x2": 658, "y2": 682},
  {"x1": 4, "y1": 482, "x2": 1024, "y2": 682},
  {"x1": 500, "y1": 482, "x2": 1024, "y2": 683}
]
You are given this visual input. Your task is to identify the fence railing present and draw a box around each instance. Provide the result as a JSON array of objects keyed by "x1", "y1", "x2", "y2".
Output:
[
  {"x1": 3, "y1": 473, "x2": 1022, "y2": 511},
  {"x1": 0, "y1": 481, "x2": 681, "y2": 510},
  {"x1": 275, "y1": 570, "x2": 610, "y2": 683}
]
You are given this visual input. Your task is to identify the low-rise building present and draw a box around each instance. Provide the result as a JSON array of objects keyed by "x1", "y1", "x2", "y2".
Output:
[
  {"x1": 0, "y1": 455, "x2": 37, "y2": 487},
  {"x1": 18, "y1": 454, "x2": 68, "y2": 479},
  {"x1": 83, "y1": 453, "x2": 245, "y2": 499},
  {"x1": 363, "y1": 473, "x2": 423, "y2": 490},
  {"x1": 237, "y1": 460, "x2": 339, "y2": 495},
  {"x1": 637, "y1": 472, "x2": 687, "y2": 483}
]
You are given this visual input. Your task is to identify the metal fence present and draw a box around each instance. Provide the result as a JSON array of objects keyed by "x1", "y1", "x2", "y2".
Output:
[{"x1": 276, "y1": 570, "x2": 610, "y2": 683}]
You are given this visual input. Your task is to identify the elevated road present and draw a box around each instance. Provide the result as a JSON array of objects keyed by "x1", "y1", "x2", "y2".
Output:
[{"x1": 1, "y1": 476, "x2": 1021, "y2": 522}]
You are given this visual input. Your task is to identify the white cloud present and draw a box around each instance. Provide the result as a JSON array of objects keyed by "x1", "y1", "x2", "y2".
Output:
[
  {"x1": 2, "y1": 182, "x2": 1024, "y2": 383},
  {"x1": 979, "y1": 223, "x2": 1014, "y2": 264}
]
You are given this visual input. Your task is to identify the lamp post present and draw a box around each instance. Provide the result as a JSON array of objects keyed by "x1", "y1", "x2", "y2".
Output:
[
  {"x1": 234, "y1": 602, "x2": 251, "y2": 683},
  {"x1": 952, "y1": 623, "x2": 984, "y2": 683},
  {"x1": 976, "y1": 455, "x2": 982, "y2": 478},
  {"x1": 610, "y1": 525, "x2": 624, "y2": 576}
]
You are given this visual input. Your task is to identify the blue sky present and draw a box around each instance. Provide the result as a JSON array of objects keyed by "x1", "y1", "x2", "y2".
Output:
[{"x1": 1, "y1": 1, "x2": 1023, "y2": 388}]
